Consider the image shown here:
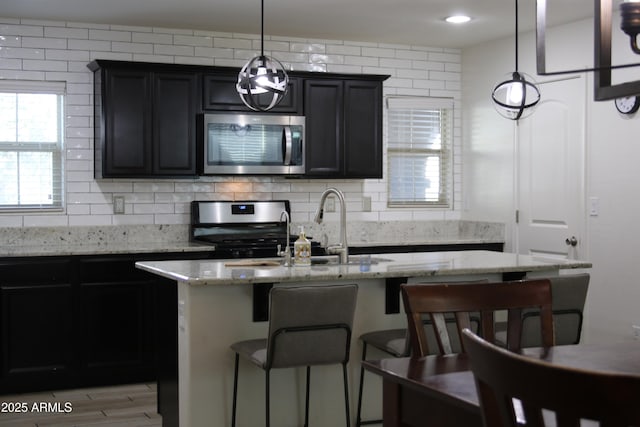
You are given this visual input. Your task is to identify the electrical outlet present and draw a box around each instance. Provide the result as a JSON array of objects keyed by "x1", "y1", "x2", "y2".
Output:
[
  {"x1": 633, "y1": 324, "x2": 640, "y2": 340},
  {"x1": 325, "y1": 196, "x2": 336, "y2": 212},
  {"x1": 362, "y1": 196, "x2": 371, "y2": 212},
  {"x1": 113, "y1": 195, "x2": 125, "y2": 214}
]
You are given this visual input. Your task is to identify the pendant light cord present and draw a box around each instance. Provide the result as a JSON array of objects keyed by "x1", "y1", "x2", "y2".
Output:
[
  {"x1": 260, "y1": 0, "x2": 265, "y2": 57},
  {"x1": 514, "y1": 0, "x2": 519, "y2": 71}
]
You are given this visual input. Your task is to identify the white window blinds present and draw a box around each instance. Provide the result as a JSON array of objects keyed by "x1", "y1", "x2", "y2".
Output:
[
  {"x1": 386, "y1": 97, "x2": 453, "y2": 207},
  {"x1": 0, "y1": 80, "x2": 65, "y2": 211}
]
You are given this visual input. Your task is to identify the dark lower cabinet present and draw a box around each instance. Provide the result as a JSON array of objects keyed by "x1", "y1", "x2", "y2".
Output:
[
  {"x1": 80, "y1": 281, "x2": 154, "y2": 382},
  {"x1": 0, "y1": 252, "x2": 213, "y2": 395},
  {"x1": 0, "y1": 283, "x2": 75, "y2": 393}
]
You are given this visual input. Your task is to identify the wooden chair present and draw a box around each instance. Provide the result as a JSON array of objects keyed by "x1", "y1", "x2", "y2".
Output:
[
  {"x1": 462, "y1": 329, "x2": 640, "y2": 426},
  {"x1": 400, "y1": 279, "x2": 555, "y2": 357},
  {"x1": 355, "y1": 280, "x2": 485, "y2": 426}
]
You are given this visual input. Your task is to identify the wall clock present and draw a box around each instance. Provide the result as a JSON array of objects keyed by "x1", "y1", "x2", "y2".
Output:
[{"x1": 615, "y1": 95, "x2": 640, "y2": 114}]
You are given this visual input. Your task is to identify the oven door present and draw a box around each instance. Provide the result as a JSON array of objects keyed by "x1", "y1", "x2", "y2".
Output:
[{"x1": 202, "y1": 113, "x2": 305, "y2": 175}]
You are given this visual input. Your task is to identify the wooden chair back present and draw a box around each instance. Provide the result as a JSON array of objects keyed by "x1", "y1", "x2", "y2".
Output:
[
  {"x1": 400, "y1": 279, "x2": 554, "y2": 357},
  {"x1": 462, "y1": 329, "x2": 640, "y2": 426}
]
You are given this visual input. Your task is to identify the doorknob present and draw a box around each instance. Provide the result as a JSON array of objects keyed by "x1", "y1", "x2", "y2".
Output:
[{"x1": 565, "y1": 236, "x2": 578, "y2": 247}]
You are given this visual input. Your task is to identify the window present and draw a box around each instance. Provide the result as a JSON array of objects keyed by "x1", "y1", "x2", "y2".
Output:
[
  {"x1": 386, "y1": 97, "x2": 453, "y2": 207},
  {"x1": 0, "y1": 81, "x2": 65, "y2": 211}
]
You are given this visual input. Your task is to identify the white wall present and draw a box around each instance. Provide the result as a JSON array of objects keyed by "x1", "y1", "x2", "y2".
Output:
[
  {"x1": 0, "y1": 17, "x2": 463, "y2": 228},
  {"x1": 462, "y1": 16, "x2": 640, "y2": 344}
]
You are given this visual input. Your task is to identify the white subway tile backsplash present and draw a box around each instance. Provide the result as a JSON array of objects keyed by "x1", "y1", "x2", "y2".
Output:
[
  {"x1": 90, "y1": 29, "x2": 131, "y2": 42},
  {"x1": 133, "y1": 32, "x2": 173, "y2": 45},
  {"x1": 112, "y1": 41, "x2": 154, "y2": 54},
  {"x1": 68, "y1": 215, "x2": 113, "y2": 226},
  {"x1": 45, "y1": 26, "x2": 88, "y2": 39},
  {"x1": 0, "y1": 17, "x2": 463, "y2": 235}
]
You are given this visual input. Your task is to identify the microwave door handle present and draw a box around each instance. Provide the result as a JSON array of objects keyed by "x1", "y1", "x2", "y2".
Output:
[{"x1": 283, "y1": 126, "x2": 292, "y2": 165}]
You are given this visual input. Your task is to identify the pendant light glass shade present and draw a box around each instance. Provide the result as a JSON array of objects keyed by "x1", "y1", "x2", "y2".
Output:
[
  {"x1": 492, "y1": 71, "x2": 540, "y2": 120},
  {"x1": 236, "y1": 0, "x2": 289, "y2": 112},
  {"x1": 492, "y1": 0, "x2": 540, "y2": 120}
]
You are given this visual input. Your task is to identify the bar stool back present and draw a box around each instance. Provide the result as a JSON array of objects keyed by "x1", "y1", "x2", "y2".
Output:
[{"x1": 230, "y1": 283, "x2": 358, "y2": 427}]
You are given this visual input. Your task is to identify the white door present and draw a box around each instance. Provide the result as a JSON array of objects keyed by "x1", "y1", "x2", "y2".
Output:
[{"x1": 516, "y1": 75, "x2": 586, "y2": 260}]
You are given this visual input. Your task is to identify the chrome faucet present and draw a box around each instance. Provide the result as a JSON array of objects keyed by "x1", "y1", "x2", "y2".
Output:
[
  {"x1": 314, "y1": 188, "x2": 348, "y2": 264},
  {"x1": 277, "y1": 210, "x2": 292, "y2": 266}
]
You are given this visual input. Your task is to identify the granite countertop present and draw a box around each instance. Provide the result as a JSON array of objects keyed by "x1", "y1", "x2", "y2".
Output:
[
  {"x1": 0, "y1": 242, "x2": 216, "y2": 257},
  {"x1": 135, "y1": 250, "x2": 592, "y2": 286}
]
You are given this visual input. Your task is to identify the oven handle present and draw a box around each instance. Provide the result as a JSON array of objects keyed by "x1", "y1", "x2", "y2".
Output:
[{"x1": 282, "y1": 126, "x2": 292, "y2": 165}]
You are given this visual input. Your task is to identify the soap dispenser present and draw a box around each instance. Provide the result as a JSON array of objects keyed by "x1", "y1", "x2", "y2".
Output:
[{"x1": 294, "y1": 226, "x2": 311, "y2": 265}]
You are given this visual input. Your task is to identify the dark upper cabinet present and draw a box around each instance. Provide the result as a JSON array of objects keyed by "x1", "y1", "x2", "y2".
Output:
[
  {"x1": 304, "y1": 79, "x2": 343, "y2": 176},
  {"x1": 344, "y1": 80, "x2": 384, "y2": 178},
  {"x1": 89, "y1": 61, "x2": 198, "y2": 178},
  {"x1": 304, "y1": 77, "x2": 385, "y2": 178},
  {"x1": 153, "y1": 73, "x2": 198, "y2": 175},
  {"x1": 202, "y1": 72, "x2": 302, "y2": 113},
  {"x1": 88, "y1": 60, "x2": 388, "y2": 179}
]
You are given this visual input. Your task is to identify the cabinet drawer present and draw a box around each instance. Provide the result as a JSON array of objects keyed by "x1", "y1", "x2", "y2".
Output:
[
  {"x1": 0, "y1": 259, "x2": 72, "y2": 285},
  {"x1": 202, "y1": 73, "x2": 302, "y2": 113},
  {"x1": 78, "y1": 257, "x2": 148, "y2": 283}
]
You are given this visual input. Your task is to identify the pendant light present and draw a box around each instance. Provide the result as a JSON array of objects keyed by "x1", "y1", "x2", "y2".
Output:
[
  {"x1": 492, "y1": 0, "x2": 541, "y2": 120},
  {"x1": 236, "y1": 0, "x2": 289, "y2": 112}
]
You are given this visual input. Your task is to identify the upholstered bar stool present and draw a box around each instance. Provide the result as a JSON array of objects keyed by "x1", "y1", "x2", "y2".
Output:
[
  {"x1": 494, "y1": 273, "x2": 590, "y2": 347},
  {"x1": 230, "y1": 283, "x2": 358, "y2": 427}
]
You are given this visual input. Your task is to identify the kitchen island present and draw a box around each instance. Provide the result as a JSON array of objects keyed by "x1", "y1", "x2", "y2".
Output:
[{"x1": 135, "y1": 250, "x2": 591, "y2": 427}]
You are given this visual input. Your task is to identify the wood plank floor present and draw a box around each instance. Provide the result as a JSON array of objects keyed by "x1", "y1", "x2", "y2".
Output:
[{"x1": 0, "y1": 383, "x2": 160, "y2": 427}]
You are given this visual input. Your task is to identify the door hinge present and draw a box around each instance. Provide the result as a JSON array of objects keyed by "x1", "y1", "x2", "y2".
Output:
[{"x1": 515, "y1": 210, "x2": 519, "y2": 224}]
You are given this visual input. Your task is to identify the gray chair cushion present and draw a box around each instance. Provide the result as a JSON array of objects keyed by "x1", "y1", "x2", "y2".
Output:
[
  {"x1": 360, "y1": 328, "x2": 408, "y2": 357},
  {"x1": 231, "y1": 338, "x2": 268, "y2": 368}
]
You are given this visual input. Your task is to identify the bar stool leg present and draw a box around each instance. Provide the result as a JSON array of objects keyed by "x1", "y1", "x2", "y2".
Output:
[
  {"x1": 304, "y1": 366, "x2": 311, "y2": 427},
  {"x1": 343, "y1": 362, "x2": 351, "y2": 427},
  {"x1": 231, "y1": 353, "x2": 239, "y2": 427},
  {"x1": 265, "y1": 370, "x2": 271, "y2": 427},
  {"x1": 355, "y1": 343, "x2": 367, "y2": 427}
]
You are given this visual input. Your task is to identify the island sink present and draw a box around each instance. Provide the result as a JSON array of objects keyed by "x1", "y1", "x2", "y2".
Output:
[{"x1": 310, "y1": 254, "x2": 393, "y2": 265}]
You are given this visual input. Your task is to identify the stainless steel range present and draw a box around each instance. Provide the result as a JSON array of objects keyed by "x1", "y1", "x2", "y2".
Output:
[{"x1": 190, "y1": 200, "x2": 324, "y2": 259}]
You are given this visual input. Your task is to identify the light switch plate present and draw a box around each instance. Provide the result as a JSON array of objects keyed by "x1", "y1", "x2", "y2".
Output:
[
  {"x1": 113, "y1": 195, "x2": 125, "y2": 214},
  {"x1": 589, "y1": 197, "x2": 599, "y2": 217}
]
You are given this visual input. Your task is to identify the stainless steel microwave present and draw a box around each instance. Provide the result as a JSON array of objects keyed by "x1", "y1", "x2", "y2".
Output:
[{"x1": 200, "y1": 113, "x2": 305, "y2": 175}]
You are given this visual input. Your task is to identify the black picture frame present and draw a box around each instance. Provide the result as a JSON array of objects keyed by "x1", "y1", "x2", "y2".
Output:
[{"x1": 536, "y1": 0, "x2": 640, "y2": 101}]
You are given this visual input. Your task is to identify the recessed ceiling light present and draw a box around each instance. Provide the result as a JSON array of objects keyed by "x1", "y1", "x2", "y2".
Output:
[{"x1": 445, "y1": 15, "x2": 472, "y2": 24}]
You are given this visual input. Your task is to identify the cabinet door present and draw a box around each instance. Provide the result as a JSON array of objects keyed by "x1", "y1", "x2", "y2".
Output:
[
  {"x1": 102, "y1": 69, "x2": 152, "y2": 176},
  {"x1": 203, "y1": 72, "x2": 302, "y2": 113},
  {"x1": 344, "y1": 80, "x2": 383, "y2": 178},
  {"x1": 304, "y1": 79, "x2": 344, "y2": 176},
  {"x1": 0, "y1": 283, "x2": 74, "y2": 393},
  {"x1": 79, "y1": 281, "x2": 154, "y2": 382},
  {"x1": 78, "y1": 257, "x2": 155, "y2": 384},
  {"x1": 153, "y1": 72, "x2": 198, "y2": 175}
]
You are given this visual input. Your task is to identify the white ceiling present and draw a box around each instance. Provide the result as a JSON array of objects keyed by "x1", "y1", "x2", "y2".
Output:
[{"x1": 2, "y1": 0, "x2": 594, "y2": 49}]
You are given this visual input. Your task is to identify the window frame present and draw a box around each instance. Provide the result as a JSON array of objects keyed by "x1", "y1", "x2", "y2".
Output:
[
  {"x1": 386, "y1": 96, "x2": 454, "y2": 208},
  {"x1": 0, "y1": 80, "x2": 65, "y2": 212}
]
